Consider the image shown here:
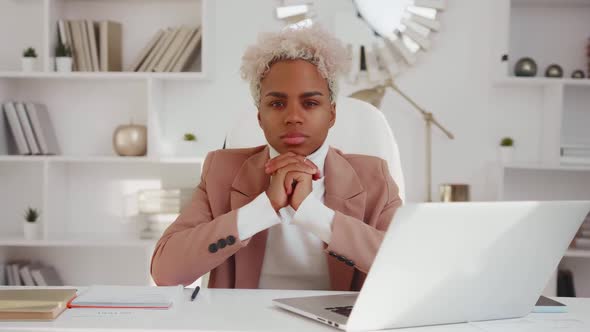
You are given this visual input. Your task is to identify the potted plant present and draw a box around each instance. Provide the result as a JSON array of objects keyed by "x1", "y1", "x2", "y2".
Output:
[
  {"x1": 499, "y1": 137, "x2": 515, "y2": 164},
  {"x1": 176, "y1": 132, "x2": 198, "y2": 156},
  {"x1": 23, "y1": 207, "x2": 41, "y2": 240},
  {"x1": 55, "y1": 42, "x2": 73, "y2": 72},
  {"x1": 21, "y1": 47, "x2": 38, "y2": 72}
]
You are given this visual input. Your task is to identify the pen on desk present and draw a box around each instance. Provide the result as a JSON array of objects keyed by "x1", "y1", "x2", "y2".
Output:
[{"x1": 190, "y1": 286, "x2": 200, "y2": 301}]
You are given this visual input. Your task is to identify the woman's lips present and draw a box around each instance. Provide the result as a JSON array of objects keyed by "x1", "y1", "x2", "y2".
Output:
[{"x1": 281, "y1": 133, "x2": 307, "y2": 145}]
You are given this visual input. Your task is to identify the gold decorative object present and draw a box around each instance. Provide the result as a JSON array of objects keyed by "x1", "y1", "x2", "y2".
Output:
[
  {"x1": 440, "y1": 184, "x2": 470, "y2": 202},
  {"x1": 349, "y1": 78, "x2": 454, "y2": 202},
  {"x1": 113, "y1": 120, "x2": 147, "y2": 156}
]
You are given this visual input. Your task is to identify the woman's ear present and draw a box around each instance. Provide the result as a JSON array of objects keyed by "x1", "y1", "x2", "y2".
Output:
[
  {"x1": 328, "y1": 103, "x2": 336, "y2": 128},
  {"x1": 257, "y1": 110, "x2": 263, "y2": 129}
]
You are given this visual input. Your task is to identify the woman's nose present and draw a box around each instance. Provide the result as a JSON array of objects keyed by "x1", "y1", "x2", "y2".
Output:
[{"x1": 284, "y1": 104, "x2": 304, "y2": 125}]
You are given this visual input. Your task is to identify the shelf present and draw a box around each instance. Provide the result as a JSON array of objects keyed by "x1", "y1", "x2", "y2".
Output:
[
  {"x1": 0, "y1": 236, "x2": 157, "y2": 248},
  {"x1": 565, "y1": 249, "x2": 590, "y2": 258},
  {"x1": 0, "y1": 71, "x2": 207, "y2": 81},
  {"x1": 512, "y1": 0, "x2": 590, "y2": 8},
  {"x1": 494, "y1": 77, "x2": 590, "y2": 87},
  {"x1": 0, "y1": 155, "x2": 205, "y2": 164},
  {"x1": 502, "y1": 163, "x2": 590, "y2": 171}
]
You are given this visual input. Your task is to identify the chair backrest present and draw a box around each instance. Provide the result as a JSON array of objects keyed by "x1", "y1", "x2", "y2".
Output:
[{"x1": 225, "y1": 96, "x2": 405, "y2": 201}]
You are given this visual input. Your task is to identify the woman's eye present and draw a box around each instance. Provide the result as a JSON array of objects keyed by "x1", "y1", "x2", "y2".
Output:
[
  {"x1": 304, "y1": 100, "x2": 319, "y2": 108},
  {"x1": 270, "y1": 101, "x2": 285, "y2": 108}
]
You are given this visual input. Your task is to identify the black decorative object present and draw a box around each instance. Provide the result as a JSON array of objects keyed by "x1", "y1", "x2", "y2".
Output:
[
  {"x1": 571, "y1": 70, "x2": 585, "y2": 79},
  {"x1": 514, "y1": 57, "x2": 537, "y2": 77},
  {"x1": 545, "y1": 64, "x2": 563, "y2": 78}
]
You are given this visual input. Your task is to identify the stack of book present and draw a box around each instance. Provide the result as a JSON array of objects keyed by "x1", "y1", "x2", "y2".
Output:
[
  {"x1": 0, "y1": 288, "x2": 77, "y2": 320},
  {"x1": 0, "y1": 260, "x2": 64, "y2": 286},
  {"x1": 561, "y1": 145, "x2": 590, "y2": 164},
  {"x1": 130, "y1": 25, "x2": 202, "y2": 72},
  {"x1": 1, "y1": 102, "x2": 60, "y2": 155},
  {"x1": 57, "y1": 19, "x2": 122, "y2": 72},
  {"x1": 137, "y1": 188, "x2": 192, "y2": 239},
  {"x1": 571, "y1": 213, "x2": 590, "y2": 250}
]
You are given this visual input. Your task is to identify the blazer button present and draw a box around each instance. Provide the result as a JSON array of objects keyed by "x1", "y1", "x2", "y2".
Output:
[
  {"x1": 208, "y1": 243, "x2": 218, "y2": 253},
  {"x1": 217, "y1": 238, "x2": 227, "y2": 249},
  {"x1": 227, "y1": 235, "x2": 236, "y2": 245},
  {"x1": 345, "y1": 260, "x2": 354, "y2": 267},
  {"x1": 329, "y1": 251, "x2": 338, "y2": 257},
  {"x1": 337, "y1": 255, "x2": 346, "y2": 262}
]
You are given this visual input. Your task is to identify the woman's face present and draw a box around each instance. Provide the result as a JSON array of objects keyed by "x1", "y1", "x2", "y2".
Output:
[{"x1": 258, "y1": 59, "x2": 335, "y2": 156}]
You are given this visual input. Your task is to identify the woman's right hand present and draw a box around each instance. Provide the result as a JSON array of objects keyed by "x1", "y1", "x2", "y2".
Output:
[{"x1": 265, "y1": 152, "x2": 318, "y2": 212}]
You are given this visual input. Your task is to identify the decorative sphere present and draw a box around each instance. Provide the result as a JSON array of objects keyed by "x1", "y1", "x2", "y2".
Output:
[
  {"x1": 545, "y1": 64, "x2": 563, "y2": 78},
  {"x1": 113, "y1": 123, "x2": 147, "y2": 156},
  {"x1": 571, "y1": 70, "x2": 585, "y2": 79},
  {"x1": 514, "y1": 57, "x2": 537, "y2": 77}
]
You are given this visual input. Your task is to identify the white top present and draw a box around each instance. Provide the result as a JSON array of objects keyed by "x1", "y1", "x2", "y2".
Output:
[{"x1": 236, "y1": 141, "x2": 336, "y2": 290}]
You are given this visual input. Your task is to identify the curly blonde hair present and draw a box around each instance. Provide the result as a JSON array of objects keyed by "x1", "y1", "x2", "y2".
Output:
[{"x1": 240, "y1": 25, "x2": 350, "y2": 108}]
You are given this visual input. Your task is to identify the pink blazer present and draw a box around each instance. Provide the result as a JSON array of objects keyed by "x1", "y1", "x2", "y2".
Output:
[{"x1": 150, "y1": 145, "x2": 402, "y2": 291}]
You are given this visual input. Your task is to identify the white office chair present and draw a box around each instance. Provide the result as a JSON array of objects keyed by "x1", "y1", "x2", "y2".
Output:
[
  {"x1": 225, "y1": 96, "x2": 406, "y2": 201},
  {"x1": 196, "y1": 97, "x2": 406, "y2": 289}
]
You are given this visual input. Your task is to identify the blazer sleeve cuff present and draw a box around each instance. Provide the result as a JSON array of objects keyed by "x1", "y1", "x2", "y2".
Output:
[
  {"x1": 292, "y1": 194, "x2": 335, "y2": 243},
  {"x1": 236, "y1": 192, "x2": 281, "y2": 240}
]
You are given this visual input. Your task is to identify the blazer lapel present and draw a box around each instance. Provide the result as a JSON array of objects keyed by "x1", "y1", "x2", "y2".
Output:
[
  {"x1": 324, "y1": 147, "x2": 367, "y2": 291},
  {"x1": 230, "y1": 146, "x2": 271, "y2": 288}
]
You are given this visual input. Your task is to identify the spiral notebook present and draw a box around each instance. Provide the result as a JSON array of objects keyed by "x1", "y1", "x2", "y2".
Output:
[{"x1": 68, "y1": 285, "x2": 182, "y2": 309}]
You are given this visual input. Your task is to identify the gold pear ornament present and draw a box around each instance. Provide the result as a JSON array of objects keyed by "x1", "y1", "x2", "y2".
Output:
[{"x1": 113, "y1": 119, "x2": 147, "y2": 156}]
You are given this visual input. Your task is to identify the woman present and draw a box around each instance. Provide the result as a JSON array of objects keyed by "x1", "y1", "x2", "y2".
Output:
[{"x1": 150, "y1": 25, "x2": 402, "y2": 291}]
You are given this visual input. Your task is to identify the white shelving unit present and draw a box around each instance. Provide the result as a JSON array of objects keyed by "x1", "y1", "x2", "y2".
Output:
[
  {"x1": 491, "y1": 0, "x2": 590, "y2": 296},
  {"x1": 0, "y1": 0, "x2": 214, "y2": 286}
]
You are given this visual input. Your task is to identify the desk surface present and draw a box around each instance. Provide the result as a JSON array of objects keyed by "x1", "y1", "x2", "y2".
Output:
[{"x1": 0, "y1": 288, "x2": 588, "y2": 331}]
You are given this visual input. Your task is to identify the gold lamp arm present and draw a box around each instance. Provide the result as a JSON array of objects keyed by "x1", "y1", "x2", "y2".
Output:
[{"x1": 348, "y1": 79, "x2": 454, "y2": 202}]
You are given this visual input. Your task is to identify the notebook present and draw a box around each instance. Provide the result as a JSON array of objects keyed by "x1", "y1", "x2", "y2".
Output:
[
  {"x1": 532, "y1": 295, "x2": 568, "y2": 313},
  {"x1": 68, "y1": 285, "x2": 182, "y2": 309},
  {"x1": 0, "y1": 288, "x2": 77, "y2": 320}
]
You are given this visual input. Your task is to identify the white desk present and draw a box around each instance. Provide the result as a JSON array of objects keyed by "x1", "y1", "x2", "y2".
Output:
[{"x1": 0, "y1": 288, "x2": 589, "y2": 331}]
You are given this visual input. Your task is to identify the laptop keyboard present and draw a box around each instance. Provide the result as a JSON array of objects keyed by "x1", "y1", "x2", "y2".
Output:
[{"x1": 325, "y1": 305, "x2": 353, "y2": 317}]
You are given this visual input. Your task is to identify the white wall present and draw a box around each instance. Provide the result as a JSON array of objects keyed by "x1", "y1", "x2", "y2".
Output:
[{"x1": 193, "y1": 0, "x2": 543, "y2": 203}]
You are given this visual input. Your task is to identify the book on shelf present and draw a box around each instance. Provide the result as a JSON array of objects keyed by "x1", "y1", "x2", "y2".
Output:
[
  {"x1": 147, "y1": 27, "x2": 179, "y2": 72},
  {"x1": 561, "y1": 145, "x2": 590, "y2": 158},
  {"x1": 0, "y1": 103, "x2": 19, "y2": 155},
  {"x1": 25, "y1": 103, "x2": 61, "y2": 155},
  {"x1": 165, "y1": 27, "x2": 197, "y2": 72},
  {"x1": 15, "y1": 102, "x2": 41, "y2": 155},
  {"x1": 57, "y1": 20, "x2": 77, "y2": 71},
  {"x1": 153, "y1": 26, "x2": 187, "y2": 72},
  {"x1": 80, "y1": 20, "x2": 93, "y2": 72},
  {"x1": 0, "y1": 288, "x2": 77, "y2": 320},
  {"x1": 2, "y1": 102, "x2": 30, "y2": 155},
  {"x1": 58, "y1": 19, "x2": 122, "y2": 72},
  {"x1": 86, "y1": 20, "x2": 100, "y2": 72},
  {"x1": 171, "y1": 26, "x2": 202, "y2": 73},
  {"x1": 129, "y1": 29, "x2": 165, "y2": 72},
  {"x1": 0, "y1": 264, "x2": 5, "y2": 286},
  {"x1": 70, "y1": 20, "x2": 88, "y2": 71},
  {"x1": 132, "y1": 25, "x2": 201, "y2": 72},
  {"x1": 2, "y1": 261, "x2": 64, "y2": 287},
  {"x1": 99, "y1": 21, "x2": 123, "y2": 72}
]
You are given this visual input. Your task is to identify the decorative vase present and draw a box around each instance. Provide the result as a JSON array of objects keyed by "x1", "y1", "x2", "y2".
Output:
[
  {"x1": 113, "y1": 121, "x2": 147, "y2": 156},
  {"x1": 545, "y1": 64, "x2": 563, "y2": 78},
  {"x1": 55, "y1": 57, "x2": 73, "y2": 72},
  {"x1": 21, "y1": 57, "x2": 37, "y2": 72},
  {"x1": 24, "y1": 222, "x2": 40, "y2": 240},
  {"x1": 514, "y1": 57, "x2": 537, "y2": 77},
  {"x1": 176, "y1": 140, "x2": 198, "y2": 157},
  {"x1": 499, "y1": 146, "x2": 514, "y2": 164},
  {"x1": 571, "y1": 70, "x2": 585, "y2": 79},
  {"x1": 440, "y1": 184, "x2": 470, "y2": 202}
]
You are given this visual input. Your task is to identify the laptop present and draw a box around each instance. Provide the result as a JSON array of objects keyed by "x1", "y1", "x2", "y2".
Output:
[{"x1": 273, "y1": 201, "x2": 590, "y2": 331}]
